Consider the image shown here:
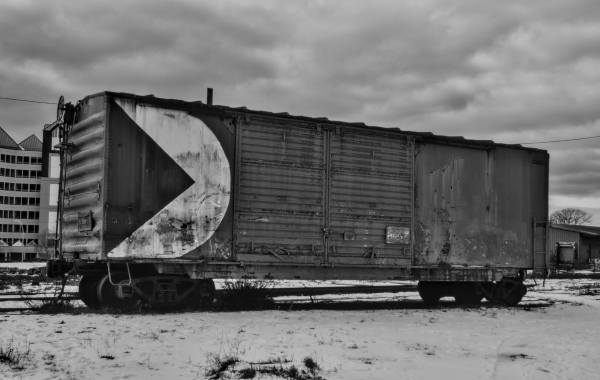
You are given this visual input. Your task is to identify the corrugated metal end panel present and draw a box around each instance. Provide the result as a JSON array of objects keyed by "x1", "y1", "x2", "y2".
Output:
[
  {"x1": 62, "y1": 110, "x2": 106, "y2": 255},
  {"x1": 329, "y1": 131, "x2": 413, "y2": 261},
  {"x1": 237, "y1": 119, "x2": 325, "y2": 258}
]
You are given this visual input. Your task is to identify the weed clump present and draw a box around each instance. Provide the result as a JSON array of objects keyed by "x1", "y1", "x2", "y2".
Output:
[
  {"x1": 202, "y1": 349, "x2": 324, "y2": 379},
  {"x1": 204, "y1": 352, "x2": 240, "y2": 379},
  {"x1": 28, "y1": 299, "x2": 78, "y2": 314},
  {"x1": 217, "y1": 279, "x2": 276, "y2": 308},
  {"x1": 0, "y1": 337, "x2": 32, "y2": 371}
]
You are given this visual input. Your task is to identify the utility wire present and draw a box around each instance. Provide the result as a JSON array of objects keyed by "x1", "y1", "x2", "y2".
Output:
[
  {"x1": 2, "y1": 95, "x2": 600, "y2": 145},
  {"x1": 0, "y1": 96, "x2": 56, "y2": 105},
  {"x1": 520, "y1": 135, "x2": 600, "y2": 144}
]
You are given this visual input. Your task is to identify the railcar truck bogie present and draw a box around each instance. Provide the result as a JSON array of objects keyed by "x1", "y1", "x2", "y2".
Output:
[{"x1": 45, "y1": 91, "x2": 549, "y2": 309}]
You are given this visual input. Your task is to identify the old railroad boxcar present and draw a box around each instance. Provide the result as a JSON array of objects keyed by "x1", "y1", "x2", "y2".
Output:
[{"x1": 46, "y1": 91, "x2": 549, "y2": 308}]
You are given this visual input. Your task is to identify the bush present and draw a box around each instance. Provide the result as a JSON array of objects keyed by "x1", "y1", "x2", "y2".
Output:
[
  {"x1": 217, "y1": 279, "x2": 276, "y2": 307},
  {"x1": 0, "y1": 337, "x2": 32, "y2": 371}
]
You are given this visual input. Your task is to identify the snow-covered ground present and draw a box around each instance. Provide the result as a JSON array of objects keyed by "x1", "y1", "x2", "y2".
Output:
[
  {"x1": 0, "y1": 262, "x2": 45, "y2": 269},
  {"x1": 0, "y1": 275, "x2": 599, "y2": 379}
]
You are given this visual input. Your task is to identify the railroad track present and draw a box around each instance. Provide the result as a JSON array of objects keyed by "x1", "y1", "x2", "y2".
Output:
[{"x1": 0, "y1": 285, "x2": 417, "y2": 312}]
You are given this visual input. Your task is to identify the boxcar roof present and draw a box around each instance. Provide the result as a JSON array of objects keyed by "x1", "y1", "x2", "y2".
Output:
[{"x1": 82, "y1": 91, "x2": 547, "y2": 153}]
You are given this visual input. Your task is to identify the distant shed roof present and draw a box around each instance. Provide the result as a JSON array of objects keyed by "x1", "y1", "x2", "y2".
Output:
[
  {"x1": 18, "y1": 134, "x2": 43, "y2": 151},
  {"x1": 0, "y1": 126, "x2": 22, "y2": 150},
  {"x1": 551, "y1": 224, "x2": 600, "y2": 237}
]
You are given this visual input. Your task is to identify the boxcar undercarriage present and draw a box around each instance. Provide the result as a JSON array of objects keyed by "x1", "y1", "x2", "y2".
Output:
[{"x1": 47, "y1": 259, "x2": 529, "y2": 309}]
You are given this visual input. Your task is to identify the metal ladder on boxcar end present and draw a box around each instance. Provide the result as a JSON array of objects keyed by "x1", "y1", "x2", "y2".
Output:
[{"x1": 532, "y1": 216, "x2": 550, "y2": 285}]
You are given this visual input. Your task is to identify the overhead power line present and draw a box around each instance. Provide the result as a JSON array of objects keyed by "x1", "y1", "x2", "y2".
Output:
[
  {"x1": 520, "y1": 135, "x2": 600, "y2": 144},
  {"x1": 0, "y1": 96, "x2": 56, "y2": 105}
]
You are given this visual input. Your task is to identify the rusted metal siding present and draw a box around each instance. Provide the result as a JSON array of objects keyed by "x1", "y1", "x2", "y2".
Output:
[
  {"x1": 62, "y1": 95, "x2": 107, "y2": 258},
  {"x1": 327, "y1": 129, "x2": 413, "y2": 265},
  {"x1": 235, "y1": 118, "x2": 326, "y2": 263},
  {"x1": 414, "y1": 143, "x2": 548, "y2": 268}
]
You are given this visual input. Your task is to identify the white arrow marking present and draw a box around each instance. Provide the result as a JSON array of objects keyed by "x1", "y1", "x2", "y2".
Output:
[{"x1": 108, "y1": 101, "x2": 231, "y2": 259}]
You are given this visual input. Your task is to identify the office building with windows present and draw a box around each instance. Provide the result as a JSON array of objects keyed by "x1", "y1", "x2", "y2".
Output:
[{"x1": 0, "y1": 127, "x2": 59, "y2": 261}]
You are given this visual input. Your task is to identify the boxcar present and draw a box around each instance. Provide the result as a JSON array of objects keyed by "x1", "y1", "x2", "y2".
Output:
[{"x1": 46, "y1": 91, "x2": 549, "y2": 308}]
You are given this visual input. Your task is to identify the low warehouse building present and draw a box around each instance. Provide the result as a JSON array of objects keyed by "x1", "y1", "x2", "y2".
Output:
[{"x1": 549, "y1": 224, "x2": 600, "y2": 268}]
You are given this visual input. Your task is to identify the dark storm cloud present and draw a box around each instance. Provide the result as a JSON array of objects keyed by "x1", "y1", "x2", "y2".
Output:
[{"x1": 0, "y1": 0, "x2": 599, "y2": 220}]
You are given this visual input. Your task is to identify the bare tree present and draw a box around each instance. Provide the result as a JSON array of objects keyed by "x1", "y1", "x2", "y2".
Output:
[
  {"x1": 549, "y1": 208, "x2": 593, "y2": 225},
  {"x1": 36, "y1": 229, "x2": 57, "y2": 260}
]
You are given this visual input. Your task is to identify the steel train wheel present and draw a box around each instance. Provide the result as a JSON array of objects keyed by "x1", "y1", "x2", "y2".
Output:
[
  {"x1": 417, "y1": 281, "x2": 443, "y2": 304},
  {"x1": 97, "y1": 272, "x2": 140, "y2": 311},
  {"x1": 503, "y1": 281, "x2": 527, "y2": 306},
  {"x1": 79, "y1": 275, "x2": 102, "y2": 309}
]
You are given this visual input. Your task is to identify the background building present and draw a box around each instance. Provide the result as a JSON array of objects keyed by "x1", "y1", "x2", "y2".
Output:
[
  {"x1": 548, "y1": 224, "x2": 600, "y2": 266},
  {"x1": 0, "y1": 126, "x2": 59, "y2": 261}
]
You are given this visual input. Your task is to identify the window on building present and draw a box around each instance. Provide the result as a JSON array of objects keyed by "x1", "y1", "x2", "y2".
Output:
[
  {"x1": 49, "y1": 184, "x2": 59, "y2": 206},
  {"x1": 16, "y1": 157, "x2": 22, "y2": 164},
  {"x1": 0, "y1": 154, "x2": 4, "y2": 162},
  {"x1": 23, "y1": 157, "x2": 29, "y2": 164},
  {"x1": 0, "y1": 168, "x2": 3, "y2": 176},
  {"x1": 48, "y1": 211, "x2": 57, "y2": 232},
  {"x1": 15, "y1": 184, "x2": 21, "y2": 192},
  {"x1": 10, "y1": 169, "x2": 14, "y2": 177},
  {"x1": 27, "y1": 225, "x2": 34, "y2": 233},
  {"x1": 9, "y1": 197, "x2": 13, "y2": 205},
  {"x1": 15, "y1": 198, "x2": 21, "y2": 205},
  {"x1": 22, "y1": 184, "x2": 28, "y2": 192},
  {"x1": 8, "y1": 211, "x2": 12, "y2": 218},
  {"x1": 0, "y1": 183, "x2": 3, "y2": 191},
  {"x1": 22, "y1": 170, "x2": 29, "y2": 178},
  {"x1": 50, "y1": 155, "x2": 60, "y2": 178},
  {"x1": 10, "y1": 156, "x2": 15, "y2": 164}
]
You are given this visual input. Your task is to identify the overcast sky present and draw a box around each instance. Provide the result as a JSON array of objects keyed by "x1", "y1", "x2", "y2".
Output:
[{"x1": 1, "y1": 0, "x2": 599, "y2": 223}]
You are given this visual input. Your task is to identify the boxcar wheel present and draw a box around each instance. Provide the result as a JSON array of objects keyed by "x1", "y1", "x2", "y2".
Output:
[
  {"x1": 97, "y1": 273, "x2": 140, "y2": 311},
  {"x1": 417, "y1": 281, "x2": 442, "y2": 304},
  {"x1": 503, "y1": 281, "x2": 527, "y2": 306},
  {"x1": 79, "y1": 275, "x2": 102, "y2": 309}
]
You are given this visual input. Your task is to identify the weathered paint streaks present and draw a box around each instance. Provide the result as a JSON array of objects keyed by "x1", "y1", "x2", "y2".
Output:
[
  {"x1": 414, "y1": 142, "x2": 547, "y2": 267},
  {"x1": 108, "y1": 101, "x2": 231, "y2": 259}
]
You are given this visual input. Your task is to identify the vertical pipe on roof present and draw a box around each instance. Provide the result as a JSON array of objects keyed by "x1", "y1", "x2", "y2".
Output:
[{"x1": 207, "y1": 88, "x2": 213, "y2": 106}]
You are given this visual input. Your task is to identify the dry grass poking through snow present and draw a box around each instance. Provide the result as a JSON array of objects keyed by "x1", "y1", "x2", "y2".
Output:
[
  {"x1": 216, "y1": 279, "x2": 277, "y2": 309},
  {"x1": 192, "y1": 336, "x2": 325, "y2": 379},
  {"x1": 0, "y1": 337, "x2": 32, "y2": 371}
]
